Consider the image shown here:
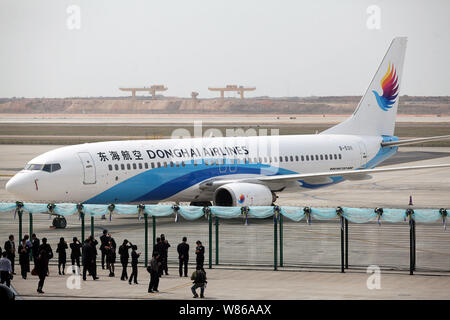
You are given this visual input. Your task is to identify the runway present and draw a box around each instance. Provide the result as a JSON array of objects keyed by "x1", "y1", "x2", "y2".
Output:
[{"x1": 1, "y1": 113, "x2": 449, "y2": 124}]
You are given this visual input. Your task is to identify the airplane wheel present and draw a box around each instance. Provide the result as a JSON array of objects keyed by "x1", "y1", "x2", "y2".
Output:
[
  {"x1": 189, "y1": 201, "x2": 212, "y2": 207},
  {"x1": 52, "y1": 216, "x2": 67, "y2": 229}
]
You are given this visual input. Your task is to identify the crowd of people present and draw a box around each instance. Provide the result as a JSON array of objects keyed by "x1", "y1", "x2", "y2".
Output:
[{"x1": 0, "y1": 230, "x2": 207, "y2": 298}]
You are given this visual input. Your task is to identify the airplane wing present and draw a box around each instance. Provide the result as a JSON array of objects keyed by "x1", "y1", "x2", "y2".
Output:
[
  {"x1": 381, "y1": 135, "x2": 450, "y2": 147},
  {"x1": 200, "y1": 163, "x2": 450, "y2": 190}
]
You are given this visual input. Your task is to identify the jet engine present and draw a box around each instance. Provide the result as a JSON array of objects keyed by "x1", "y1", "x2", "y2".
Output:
[{"x1": 213, "y1": 183, "x2": 275, "y2": 206}]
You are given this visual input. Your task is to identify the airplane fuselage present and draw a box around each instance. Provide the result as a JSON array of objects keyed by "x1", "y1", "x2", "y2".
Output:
[{"x1": 5, "y1": 134, "x2": 398, "y2": 204}]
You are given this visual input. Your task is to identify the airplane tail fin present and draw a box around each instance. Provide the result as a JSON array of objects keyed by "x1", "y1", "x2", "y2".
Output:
[{"x1": 322, "y1": 37, "x2": 407, "y2": 136}]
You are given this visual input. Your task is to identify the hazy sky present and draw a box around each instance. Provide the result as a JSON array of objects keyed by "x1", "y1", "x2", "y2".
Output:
[{"x1": 0, "y1": 0, "x2": 448, "y2": 98}]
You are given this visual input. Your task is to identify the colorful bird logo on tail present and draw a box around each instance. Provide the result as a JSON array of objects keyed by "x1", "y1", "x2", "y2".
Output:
[{"x1": 372, "y1": 63, "x2": 399, "y2": 111}]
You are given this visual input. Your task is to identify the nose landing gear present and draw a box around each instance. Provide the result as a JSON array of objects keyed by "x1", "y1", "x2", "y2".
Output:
[{"x1": 52, "y1": 216, "x2": 67, "y2": 229}]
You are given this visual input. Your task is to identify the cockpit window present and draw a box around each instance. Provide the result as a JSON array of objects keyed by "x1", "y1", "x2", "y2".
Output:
[
  {"x1": 25, "y1": 163, "x2": 61, "y2": 172},
  {"x1": 25, "y1": 164, "x2": 44, "y2": 170}
]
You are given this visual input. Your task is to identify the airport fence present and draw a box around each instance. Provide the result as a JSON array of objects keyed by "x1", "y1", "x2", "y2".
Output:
[{"x1": 0, "y1": 202, "x2": 449, "y2": 275}]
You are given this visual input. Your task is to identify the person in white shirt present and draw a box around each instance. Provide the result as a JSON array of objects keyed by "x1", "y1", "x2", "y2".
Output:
[{"x1": 0, "y1": 252, "x2": 13, "y2": 287}]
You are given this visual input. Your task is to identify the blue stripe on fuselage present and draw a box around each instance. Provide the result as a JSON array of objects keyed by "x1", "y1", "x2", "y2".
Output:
[
  {"x1": 85, "y1": 135, "x2": 398, "y2": 204},
  {"x1": 85, "y1": 162, "x2": 296, "y2": 204}
]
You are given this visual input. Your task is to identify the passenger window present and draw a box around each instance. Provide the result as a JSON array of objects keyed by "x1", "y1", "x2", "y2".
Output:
[
  {"x1": 132, "y1": 163, "x2": 137, "y2": 170},
  {"x1": 320, "y1": 155, "x2": 323, "y2": 160},
  {"x1": 127, "y1": 164, "x2": 131, "y2": 170},
  {"x1": 170, "y1": 161, "x2": 174, "y2": 167},
  {"x1": 315, "y1": 155, "x2": 319, "y2": 161},
  {"x1": 334, "y1": 154, "x2": 337, "y2": 160},
  {"x1": 138, "y1": 163, "x2": 142, "y2": 169},
  {"x1": 144, "y1": 163, "x2": 148, "y2": 169},
  {"x1": 182, "y1": 161, "x2": 185, "y2": 167},
  {"x1": 325, "y1": 155, "x2": 328, "y2": 160},
  {"x1": 163, "y1": 162, "x2": 167, "y2": 168},
  {"x1": 157, "y1": 162, "x2": 161, "y2": 168},
  {"x1": 285, "y1": 156, "x2": 288, "y2": 162},
  {"x1": 108, "y1": 164, "x2": 113, "y2": 171},
  {"x1": 279, "y1": 156, "x2": 283, "y2": 163},
  {"x1": 329, "y1": 154, "x2": 333, "y2": 160},
  {"x1": 114, "y1": 164, "x2": 118, "y2": 171},
  {"x1": 151, "y1": 163, "x2": 155, "y2": 169},
  {"x1": 121, "y1": 164, "x2": 125, "y2": 170},
  {"x1": 290, "y1": 156, "x2": 293, "y2": 162},
  {"x1": 306, "y1": 155, "x2": 309, "y2": 161},
  {"x1": 310, "y1": 155, "x2": 314, "y2": 161},
  {"x1": 301, "y1": 155, "x2": 304, "y2": 161},
  {"x1": 42, "y1": 164, "x2": 51, "y2": 172},
  {"x1": 295, "y1": 155, "x2": 299, "y2": 161},
  {"x1": 339, "y1": 154, "x2": 342, "y2": 159}
]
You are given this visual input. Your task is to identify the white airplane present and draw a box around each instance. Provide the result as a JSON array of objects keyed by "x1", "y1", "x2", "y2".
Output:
[{"x1": 5, "y1": 37, "x2": 450, "y2": 206}]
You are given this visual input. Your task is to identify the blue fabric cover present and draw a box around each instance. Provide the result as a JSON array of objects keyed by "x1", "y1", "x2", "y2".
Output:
[
  {"x1": 280, "y1": 206, "x2": 305, "y2": 222},
  {"x1": 209, "y1": 206, "x2": 242, "y2": 219}
]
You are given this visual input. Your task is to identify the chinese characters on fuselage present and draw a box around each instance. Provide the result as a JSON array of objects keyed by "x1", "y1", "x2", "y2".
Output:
[{"x1": 97, "y1": 146, "x2": 249, "y2": 162}]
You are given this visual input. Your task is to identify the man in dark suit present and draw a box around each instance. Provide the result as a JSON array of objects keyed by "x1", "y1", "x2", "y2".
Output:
[
  {"x1": 148, "y1": 252, "x2": 160, "y2": 293},
  {"x1": 4, "y1": 235, "x2": 16, "y2": 274},
  {"x1": 99, "y1": 230, "x2": 110, "y2": 270},
  {"x1": 177, "y1": 237, "x2": 189, "y2": 277},
  {"x1": 153, "y1": 237, "x2": 163, "y2": 276},
  {"x1": 195, "y1": 240, "x2": 205, "y2": 272},
  {"x1": 70, "y1": 237, "x2": 82, "y2": 273},
  {"x1": 160, "y1": 234, "x2": 171, "y2": 276},
  {"x1": 38, "y1": 238, "x2": 53, "y2": 261},
  {"x1": 31, "y1": 234, "x2": 40, "y2": 265},
  {"x1": 128, "y1": 245, "x2": 140, "y2": 285},
  {"x1": 118, "y1": 239, "x2": 132, "y2": 280},
  {"x1": 82, "y1": 239, "x2": 98, "y2": 280},
  {"x1": 87, "y1": 235, "x2": 98, "y2": 276}
]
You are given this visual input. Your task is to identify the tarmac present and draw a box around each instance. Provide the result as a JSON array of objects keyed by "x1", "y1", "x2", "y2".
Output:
[
  {"x1": 1, "y1": 113, "x2": 449, "y2": 124},
  {"x1": 9, "y1": 264, "x2": 450, "y2": 300},
  {"x1": 1, "y1": 145, "x2": 450, "y2": 299}
]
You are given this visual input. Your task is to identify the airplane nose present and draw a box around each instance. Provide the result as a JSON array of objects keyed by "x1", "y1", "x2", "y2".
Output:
[
  {"x1": 5, "y1": 175, "x2": 19, "y2": 194},
  {"x1": 5, "y1": 173, "x2": 27, "y2": 196}
]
